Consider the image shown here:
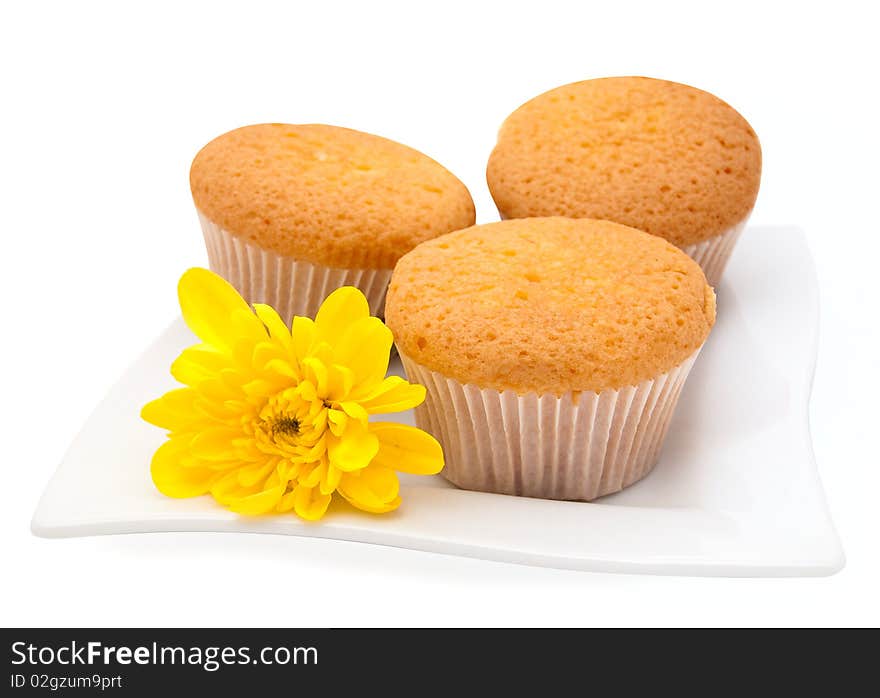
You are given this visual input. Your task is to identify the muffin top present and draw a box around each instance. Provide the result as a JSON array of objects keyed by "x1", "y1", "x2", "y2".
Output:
[
  {"x1": 191, "y1": 124, "x2": 476, "y2": 269},
  {"x1": 487, "y1": 77, "x2": 761, "y2": 247},
  {"x1": 386, "y1": 218, "x2": 715, "y2": 395}
]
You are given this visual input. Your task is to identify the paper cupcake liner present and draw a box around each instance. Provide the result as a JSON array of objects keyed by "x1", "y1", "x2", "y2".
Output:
[
  {"x1": 681, "y1": 216, "x2": 749, "y2": 286},
  {"x1": 400, "y1": 350, "x2": 701, "y2": 501},
  {"x1": 198, "y1": 212, "x2": 393, "y2": 322}
]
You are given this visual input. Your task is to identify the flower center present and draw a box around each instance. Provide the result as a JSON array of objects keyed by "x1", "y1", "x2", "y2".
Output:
[
  {"x1": 272, "y1": 416, "x2": 301, "y2": 436},
  {"x1": 250, "y1": 386, "x2": 330, "y2": 463}
]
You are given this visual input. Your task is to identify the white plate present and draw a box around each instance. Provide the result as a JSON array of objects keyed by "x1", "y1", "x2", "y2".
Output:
[{"x1": 31, "y1": 226, "x2": 844, "y2": 577}]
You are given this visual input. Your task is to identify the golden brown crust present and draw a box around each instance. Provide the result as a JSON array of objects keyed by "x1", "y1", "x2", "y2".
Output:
[
  {"x1": 487, "y1": 77, "x2": 761, "y2": 246},
  {"x1": 386, "y1": 218, "x2": 715, "y2": 395},
  {"x1": 191, "y1": 124, "x2": 476, "y2": 269}
]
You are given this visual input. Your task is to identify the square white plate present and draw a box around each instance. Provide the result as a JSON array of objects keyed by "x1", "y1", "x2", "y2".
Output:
[{"x1": 32, "y1": 226, "x2": 844, "y2": 577}]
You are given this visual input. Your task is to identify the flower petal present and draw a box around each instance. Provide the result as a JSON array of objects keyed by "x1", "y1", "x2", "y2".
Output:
[
  {"x1": 296, "y1": 380, "x2": 318, "y2": 403},
  {"x1": 293, "y1": 485, "x2": 332, "y2": 521},
  {"x1": 253, "y1": 303, "x2": 292, "y2": 353},
  {"x1": 291, "y1": 315, "x2": 316, "y2": 363},
  {"x1": 192, "y1": 395, "x2": 238, "y2": 424},
  {"x1": 189, "y1": 427, "x2": 241, "y2": 460},
  {"x1": 333, "y1": 316, "x2": 393, "y2": 388},
  {"x1": 355, "y1": 377, "x2": 426, "y2": 414},
  {"x1": 141, "y1": 388, "x2": 199, "y2": 431},
  {"x1": 360, "y1": 464, "x2": 400, "y2": 501},
  {"x1": 276, "y1": 489, "x2": 296, "y2": 513},
  {"x1": 228, "y1": 484, "x2": 285, "y2": 516},
  {"x1": 178, "y1": 268, "x2": 265, "y2": 352},
  {"x1": 370, "y1": 422, "x2": 444, "y2": 475},
  {"x1": 299, "y1": 461, "x2": 326, "y2": 489},
  {"x1": 237, "y1": 460, "x2": 277, "y2": 487},
  {"x1": 252, "y1": 341, "x2": 287, "y2": 372},
  {"x1": 242, "y1": 377, "x2": 281, "y2": 398},
  {"x1": 314, "y1": 286, "x2": 369, "y2": 343},
  {"x1": 264, "y1": 358, "x2": 297, "y2": 379},
  {"x1": 326, "y1": 364, "x2": 354, "y2": 402},
  {"x1": 338, "y1": 467, "x2": 401, "y2": 514},
  {"x1": 338, "y1": 400, "x2": 368, "y2": 424},
  {"x1": 327, "y1": 408, "x2": 348, "y2": 437},
  {"x1": 210, "y1": 469, "x2": 260, "y2": 505},
  {"x1": 194, "y1": 377, "x2": 239, "y2": 404},
  {"x1": 327, "y1": 420, "x2": 379, "y2": 472},
  {"x1": 320, "y1": 464, "x2": 343, "y2": 496},
  {"x1": 302, "y1": 357, "x2": 329, "y2": 396},
  {"x1": 170, "y1": 346, "x2": 229, "y2": 385},
  {"x1": 151, "y1": 438, "x2": 216, "y2": 498}
]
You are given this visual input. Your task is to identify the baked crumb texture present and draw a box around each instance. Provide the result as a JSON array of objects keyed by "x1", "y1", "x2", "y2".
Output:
[
  {"x1": 487, "y1": 77, "x2": 761, "y2": 247},
  {"x1": 386, "y1": 217, "x2": 715, "y2": 395},
  {"x1": 191, "y1": 123, "x2": 476, "y2": 269}
]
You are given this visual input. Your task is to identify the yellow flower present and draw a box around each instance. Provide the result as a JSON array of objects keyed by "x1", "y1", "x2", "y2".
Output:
[{"x1": 142, "y1": 268, "x2": 443, "y2": 521}]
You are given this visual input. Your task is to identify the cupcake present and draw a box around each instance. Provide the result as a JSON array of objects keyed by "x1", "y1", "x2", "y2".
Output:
[
  {"x1": 385, "y1": 217, "x2": 715, "y2": 501},
  {"x1": 486, "y1": 77, "x2": 761, "y2": 285},
  {"x1": 190, "y1": 123, "x2": 475, "y2": 321}
]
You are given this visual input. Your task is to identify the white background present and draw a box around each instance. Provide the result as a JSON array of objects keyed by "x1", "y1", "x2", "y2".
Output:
[{"x1": 2, "y1": 0, "x2": 878, "y2": 627}]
